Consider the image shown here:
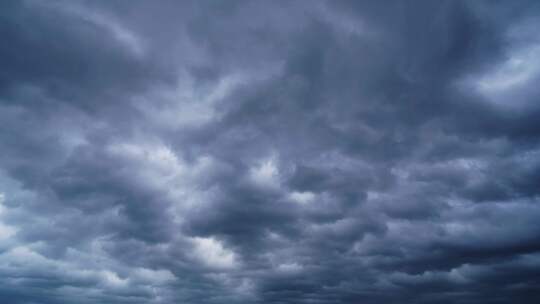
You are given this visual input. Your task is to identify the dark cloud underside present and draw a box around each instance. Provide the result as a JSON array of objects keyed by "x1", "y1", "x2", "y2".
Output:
[{"x1": 1, "y1": 1, "x2": 540, "y2": 303}]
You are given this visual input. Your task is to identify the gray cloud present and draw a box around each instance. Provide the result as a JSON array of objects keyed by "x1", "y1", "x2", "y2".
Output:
[{"x1": 1, "y1": 0, "x2": 540, "y2": 303}]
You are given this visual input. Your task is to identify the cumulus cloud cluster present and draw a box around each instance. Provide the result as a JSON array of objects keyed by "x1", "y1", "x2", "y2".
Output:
[{"x1": 1, "y1": 1, "x2": 540, "y2": 303}]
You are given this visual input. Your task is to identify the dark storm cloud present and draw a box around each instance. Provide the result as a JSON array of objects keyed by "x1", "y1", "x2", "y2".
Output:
[
  {"x1": 1, "y1": 0, "x2": 540, "y2": 303},
  {"x1": 0, "y1": 1, "x2": 177, "y2": 109}
]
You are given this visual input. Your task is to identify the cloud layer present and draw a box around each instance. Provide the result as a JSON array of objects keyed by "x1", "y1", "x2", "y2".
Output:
[{"x1": 1, "y1": 1, "x2": 540, "y2": 303}]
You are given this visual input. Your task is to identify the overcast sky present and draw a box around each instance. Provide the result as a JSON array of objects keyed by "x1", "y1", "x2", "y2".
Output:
[{"x1": 1, "y1": 1, "x2": 540, "y2": 303}]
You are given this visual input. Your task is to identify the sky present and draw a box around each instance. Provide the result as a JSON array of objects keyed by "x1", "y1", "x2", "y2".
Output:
[{"x1": 1, "y1": 1, "x2": 540, "y2": 303}]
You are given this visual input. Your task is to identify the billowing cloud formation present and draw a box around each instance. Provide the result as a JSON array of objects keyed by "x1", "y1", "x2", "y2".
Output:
[{"x1": 1, "y1": 1, "x2": 540, "y2": 303}]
